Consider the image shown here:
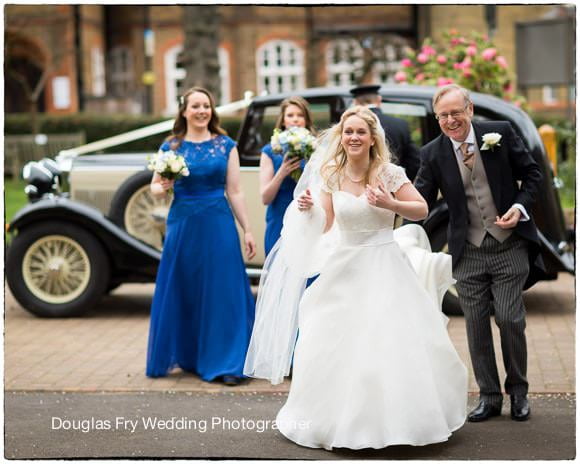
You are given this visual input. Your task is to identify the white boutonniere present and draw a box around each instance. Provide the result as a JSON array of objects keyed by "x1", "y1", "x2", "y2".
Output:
[{"x1": 481, "y1": 132, "x2": 502, "y2": 151}]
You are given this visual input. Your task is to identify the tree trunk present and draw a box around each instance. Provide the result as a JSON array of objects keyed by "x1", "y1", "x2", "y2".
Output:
[
  {"x1": 305, "y1": 8, "x2": 320, "y2": 88},
  {"x1": 29, "y1": 97, "x2": 39, "y2": 136},
  {"x1": 181, "y1": 5, "x2": 221, "y2": 101}
]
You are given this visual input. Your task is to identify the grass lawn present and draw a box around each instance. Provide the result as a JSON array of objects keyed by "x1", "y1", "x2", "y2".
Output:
[{"x1": 5, "y1": 178, "x2": 28, "y2": 224}]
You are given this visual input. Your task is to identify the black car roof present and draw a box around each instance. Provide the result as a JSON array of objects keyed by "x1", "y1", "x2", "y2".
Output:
[
  {"x1": 251, "y1": 84, "x2": 534, "y2": 141},
  {"x1": 252, "y1": 84, "x2": 523, "y2": 115}
]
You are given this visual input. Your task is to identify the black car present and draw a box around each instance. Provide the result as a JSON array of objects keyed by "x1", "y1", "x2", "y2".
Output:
[{"x1": 6, "y1": 85, "x2": 574, "y2": 317}]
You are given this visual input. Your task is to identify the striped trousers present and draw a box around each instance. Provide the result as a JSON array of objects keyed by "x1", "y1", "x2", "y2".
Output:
[{"x1": 454, "y1": 233, "x2": 529, "y2": 407}]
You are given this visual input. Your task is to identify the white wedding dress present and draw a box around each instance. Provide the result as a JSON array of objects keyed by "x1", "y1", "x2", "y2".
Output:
[{"x1": 273, "y1": 164, "x2": 468, "y2": 450}]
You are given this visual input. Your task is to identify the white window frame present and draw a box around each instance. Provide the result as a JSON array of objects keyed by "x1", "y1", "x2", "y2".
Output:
[
  {"x1": 326, "y1": 39, "x2": 363, "y2": 87},
  {"x1": 373, "y1": 43, "x2": 404, "y2": 84},
  {"x1": 91, "y1": 47, "x2": 106, "y2": 97},
  {"x1": 164, "y1": 44, "x2": 186, "y2": 116},
  {"x1": 542, "y1": 85, "x2": 557, "y2": 104},
  {"x1": 256, "y1": 40, "x2": 305, "y2": 95},
  {"x1": 108, "y1": 46, "x2": 133, "y2": 96},
  {"x1": 218, "y1": 46, "x2": 231, "y2": 105}
]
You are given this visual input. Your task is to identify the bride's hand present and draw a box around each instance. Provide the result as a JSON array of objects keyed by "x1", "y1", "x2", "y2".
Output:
[
  {"x1": 297, "y1": 188, "x2": 314, "y2": 211},
  {"x1": 366, "y1": 182, "x2": 398, "y2": 211}
]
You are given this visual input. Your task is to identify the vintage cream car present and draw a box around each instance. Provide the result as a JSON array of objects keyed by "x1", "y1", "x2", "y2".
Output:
[{"x1": 7, "y1": 86, "x2": 574, "y2": 317}]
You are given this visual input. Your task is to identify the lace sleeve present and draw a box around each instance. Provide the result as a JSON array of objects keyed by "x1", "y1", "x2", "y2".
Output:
[{"x1": 380, "y1": 163, "x2": 411, "y2": 193}]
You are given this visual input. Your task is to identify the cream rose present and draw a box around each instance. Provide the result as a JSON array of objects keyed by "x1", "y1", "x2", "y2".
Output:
[{"x1": 481, "y1": 132, "x2": 502, "y2": 151}]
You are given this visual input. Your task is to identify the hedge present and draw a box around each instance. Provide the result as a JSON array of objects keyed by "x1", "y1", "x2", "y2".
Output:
[{"x1": 4, "y1": 113, "x2": 244, "y2": 153}]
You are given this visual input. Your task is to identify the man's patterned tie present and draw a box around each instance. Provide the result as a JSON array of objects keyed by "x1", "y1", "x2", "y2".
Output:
[{"x1": 460, "y1": 142, "x2": 474, "y2": 170}]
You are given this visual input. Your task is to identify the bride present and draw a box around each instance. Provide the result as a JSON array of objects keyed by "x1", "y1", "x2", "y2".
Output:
[{"x1": 245, "y1": 106, "x2": 467, "y2": 450}]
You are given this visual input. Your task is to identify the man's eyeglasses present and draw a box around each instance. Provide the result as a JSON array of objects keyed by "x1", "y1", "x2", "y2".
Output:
[{"x1": 435, "y1": 104, "x2": 469, "y2": 121}]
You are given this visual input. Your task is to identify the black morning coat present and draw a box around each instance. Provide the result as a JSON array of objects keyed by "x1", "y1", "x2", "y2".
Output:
[{"x1": 414, "y1": 120, "x2": 545, "y2": 289}]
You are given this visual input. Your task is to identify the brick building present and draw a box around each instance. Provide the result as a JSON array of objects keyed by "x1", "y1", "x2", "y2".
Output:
[{"x1": 5, "y1": 4, "x2": 574, "y2": 117}]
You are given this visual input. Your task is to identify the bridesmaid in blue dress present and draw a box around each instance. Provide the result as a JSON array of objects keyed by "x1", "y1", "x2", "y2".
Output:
[
  {"x1": 146, "y1": 87, "x2": 256, "y2": 386},
  {"x1": 260, "y1": 96, "x2": 315, "y2": 255}
]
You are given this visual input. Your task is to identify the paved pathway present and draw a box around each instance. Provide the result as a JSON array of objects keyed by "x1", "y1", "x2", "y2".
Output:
[
  {"x1": 4, "y1": 274, "x2": 575, "y2": 393},
  {"x1": 4, "y1": 391, "x2": 575, "y2": 459}
]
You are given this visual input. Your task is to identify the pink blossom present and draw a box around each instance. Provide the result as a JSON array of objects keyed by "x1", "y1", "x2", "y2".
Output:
[
  {"x1": 415, "y1": 73, "x2": 425, "y2": 82},
  {"x1": 496, "y1": 56, "x2": 508, "y2": 68},
  {"x1": 394, "y1": 71, "x2": 407, "y2": 83},
  {"x1": 454, "y1": 57, "x2": 471, "y2": 70},
  {"x1": 417, "y1": 53, "x2": 429, "y2": 64},
  {"x1": 450, "y1": 38, "x2": 461, "y2": 46},
  {"x1": 401, "y1": 58, "x2": 413, "y2": 68},
  {"x1": 437, "y1": 77, "x2": 454, "y2": 87},
  {"x1": 466, "y1": 45, "x2": 477, "y2": 56},
  {"x1": 463, "y1": 68, "x2": 473, "y2": 78},
  {"x1": 482, "y1": 48, "x2": 497, "y2": 61},
  {"x1": 514, "y1": 100, "x2": 522, "y2": 108},
  {"x1": 437, "y1": 55, "x2": 447, "y2": 64},
  {"x1": 504, "y1": 82, "x2": 514, "y2": 93},
  {"x1": 422, "y1": 45, "x2": 437, "y2": 56}
]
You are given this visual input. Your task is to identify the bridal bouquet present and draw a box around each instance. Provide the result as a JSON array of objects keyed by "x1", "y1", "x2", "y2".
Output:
[
  {"x1": 147, "y1": 149, "x2": 190, "y2": 180},
  {"x1": 271, "y1": 127, "x2": 316, "y2": 182},
  {"x1": 147, "y1": 149, "x2": 190, "y2": 194}
]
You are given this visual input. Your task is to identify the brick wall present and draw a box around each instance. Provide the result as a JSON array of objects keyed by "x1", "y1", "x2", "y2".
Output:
[{"x1": 7, "y1": 4, "x2": 569, "y2": 117}]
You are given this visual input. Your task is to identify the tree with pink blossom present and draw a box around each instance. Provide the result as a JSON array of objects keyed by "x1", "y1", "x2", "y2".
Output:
[{"x1": 396, "y1": 30, "x2": 526, "y2": 107}]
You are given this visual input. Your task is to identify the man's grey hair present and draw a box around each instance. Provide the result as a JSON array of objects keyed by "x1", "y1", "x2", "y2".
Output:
[{"x1": 432, "y1": 84, "x2": 472, "y2": 109}]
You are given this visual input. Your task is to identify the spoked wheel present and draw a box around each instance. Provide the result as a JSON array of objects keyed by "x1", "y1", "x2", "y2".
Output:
[
  {"x1": 109, "y1": 170, "x2": 170, "y2": 250},
  {"x1": 7, "y1": 222, "x2": 110, "y2": 317}
]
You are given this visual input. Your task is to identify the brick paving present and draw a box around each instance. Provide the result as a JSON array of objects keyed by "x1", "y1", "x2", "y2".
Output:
[{"x1": 4, "y1": 273, "x2": 575, "y2": 393}]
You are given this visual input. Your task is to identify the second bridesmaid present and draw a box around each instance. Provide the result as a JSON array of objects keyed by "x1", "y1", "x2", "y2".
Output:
[{"x1": 259, "y1": 96, "x2": 315, "y2": 255}]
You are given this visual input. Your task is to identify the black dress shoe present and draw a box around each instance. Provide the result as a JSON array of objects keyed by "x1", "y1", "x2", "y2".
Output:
[
  {"x1": 510, "y1": 395, "x2": 530, "y2": 421},
  {"x1": 222, "y1": 375, "x2": 242, "y2": 386},
  {"x1": 468, "y1": 400, "x2": 502, "y2": 422}
]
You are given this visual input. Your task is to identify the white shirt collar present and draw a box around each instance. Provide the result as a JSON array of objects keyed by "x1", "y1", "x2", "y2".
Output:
[{"x1": 450, "y1": 125, "x2": 476, "y2": 151}]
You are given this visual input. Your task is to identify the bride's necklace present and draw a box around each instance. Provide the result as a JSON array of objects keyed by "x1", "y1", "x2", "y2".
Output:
[{"x1": 345, "y1": 168, "x2": 365, "y2": 184}]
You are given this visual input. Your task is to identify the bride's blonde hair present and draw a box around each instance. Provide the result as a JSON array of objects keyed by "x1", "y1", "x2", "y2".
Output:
[{"x1": 320, "y1": 106, "x2": 392, "y2": 190}]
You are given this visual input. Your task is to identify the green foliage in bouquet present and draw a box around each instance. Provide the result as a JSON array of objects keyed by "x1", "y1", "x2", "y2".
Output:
[{"x1": 271, "y1": 127, "x2": 317, "y2": 182}]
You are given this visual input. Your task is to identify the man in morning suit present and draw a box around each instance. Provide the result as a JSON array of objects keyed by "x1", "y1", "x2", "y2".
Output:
[
  {"x1": 350, "y1": 85, "x2": 421, "y2": 180},
  {"x1": 414, "y1": 84, "x2": 543, "y2": 422}
]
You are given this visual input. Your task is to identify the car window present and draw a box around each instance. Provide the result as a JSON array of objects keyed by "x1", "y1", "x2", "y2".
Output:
[{"x1": 380, "y1": 101, "x2": 428, "y2": 146}]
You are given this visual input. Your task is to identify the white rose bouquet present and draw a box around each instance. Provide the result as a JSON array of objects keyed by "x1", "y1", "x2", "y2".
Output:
[
  {"x1": 270, "y1": 127, "x2": 317, "y2": 182},
  {"x1": 481, "y1": 132, "x2": 502, "y2": 151},
  {"x1": 147, "y1": 149, "x2": 190, "y2": 193}
]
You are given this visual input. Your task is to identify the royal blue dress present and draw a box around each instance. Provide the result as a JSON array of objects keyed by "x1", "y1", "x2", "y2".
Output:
[
  {"x1": 262, "y1": 144, "x2": 304, "y2": 255},
  {"x1": 146, "y1": 135, "x2": 255, "y2": 380}
]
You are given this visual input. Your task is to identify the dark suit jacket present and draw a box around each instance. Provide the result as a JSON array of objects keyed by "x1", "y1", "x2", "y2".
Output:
[
  {"x1": 414, "y1": 120, "x2": 544, "y2": 288},
  {"x1": 370, "y1": 107, "x2": 420, "y2": 181}
]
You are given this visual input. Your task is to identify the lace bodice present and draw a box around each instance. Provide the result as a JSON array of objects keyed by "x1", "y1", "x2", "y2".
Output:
[
  {"x1": 331, "y1": 163, "x2": 410, "y2": 232},
  {"x1": 160, "y1": 135, "x2": 235, "y2": 199}
]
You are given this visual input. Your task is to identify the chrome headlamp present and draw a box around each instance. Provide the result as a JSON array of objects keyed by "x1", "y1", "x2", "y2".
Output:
[{"x1": 22, "y1": 158, "x2": 61, "y2": 202}]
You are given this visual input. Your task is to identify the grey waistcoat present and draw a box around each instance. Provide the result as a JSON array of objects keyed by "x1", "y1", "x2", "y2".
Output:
[{"x1": 456, "y1": 145, "x2": 512, "y2": 247}]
